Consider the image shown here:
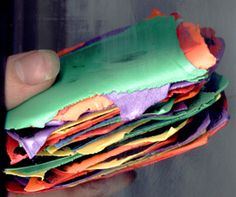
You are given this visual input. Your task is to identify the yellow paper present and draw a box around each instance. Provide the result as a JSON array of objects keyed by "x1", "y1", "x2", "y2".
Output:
[
  {"x1": 5, "y1": 170, "x2": 46, "y2": 180},
  {"x1": 88, "y1": 119, "x2": 188, "y2": 170},
  {"x1": 51, "y1": 107, "x2": 117, "y2": 135},
  {"x1": 76, "y1": 119, "x2": 150, "y2": 155},
  {"x1": 38, "y1": 148, "x2": 74, "y2": 157},
  {"x1": 45, "y1": 146, "x2": 58, "y2": 154}
]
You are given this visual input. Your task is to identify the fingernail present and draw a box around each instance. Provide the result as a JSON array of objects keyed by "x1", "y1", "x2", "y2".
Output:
[{"x1": 14, "y1": 50, "x2": 60, "y2": 85}]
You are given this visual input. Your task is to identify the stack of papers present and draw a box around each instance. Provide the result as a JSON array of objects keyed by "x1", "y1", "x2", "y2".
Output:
[{"x1": 5, "y1": 9, "x2": 229, "y2": 194}]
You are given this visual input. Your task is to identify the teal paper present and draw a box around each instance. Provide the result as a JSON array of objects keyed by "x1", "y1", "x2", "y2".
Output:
[{"x1": 6, "y1": 16, "x2": 207, "y2": 129}]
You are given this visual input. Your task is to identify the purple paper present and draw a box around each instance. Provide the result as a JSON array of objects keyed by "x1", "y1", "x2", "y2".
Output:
[
  {"x1": 208, "y1": 38, "x2": 225, "y2": 74},
  {"x1": 106, "y1": 84, "x2": 170, "y2": 121},
  {"x1": 7, "y1": 126, "x2": 60, "y2": 159},
  {"x1": 14, "y1": 177, "x2": 29, "y2": 187},
  {"x1": 46, "y1": 120, "x2": 65, "y2": 126},
  {"x1": 170, "y1": 81, "x2": 197, "y2": 90},
  {"x1": 173, "y1": 102, "x2": 188, "y2": 113},
  {"x1": 208, "y1": 109, "x2": 229, "y2": 132},
  {"x1": 105, "y1": 79, "x2": 200, "y2": 121}
]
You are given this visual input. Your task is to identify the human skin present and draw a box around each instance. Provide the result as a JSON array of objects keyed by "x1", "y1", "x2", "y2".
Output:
[{"x1": 5, "y1": 50, "x2": 136, "y2": 197}]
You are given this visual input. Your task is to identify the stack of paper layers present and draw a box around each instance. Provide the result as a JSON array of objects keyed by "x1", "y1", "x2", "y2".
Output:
[{"x1": 5, "y1": 10, "x2": 229, "y2": 194}]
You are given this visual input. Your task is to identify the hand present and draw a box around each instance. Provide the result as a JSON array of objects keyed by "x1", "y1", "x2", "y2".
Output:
[
  {"x1": 5, "y1": 50, "x2": 60, "y2": 109},
  {"x1": 6, "y1": 50, "x2": 136, "y2": 197}
]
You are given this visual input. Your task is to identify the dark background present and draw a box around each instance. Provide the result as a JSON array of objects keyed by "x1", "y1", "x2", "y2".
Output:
[{"x1": 11, "y1": 0, "x2": 236, "y2": 196}]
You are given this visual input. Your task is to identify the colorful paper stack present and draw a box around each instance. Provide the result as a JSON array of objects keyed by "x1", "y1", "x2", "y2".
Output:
[{"x1": 5, "y1": 10, "x2": 229, "y2": 194}]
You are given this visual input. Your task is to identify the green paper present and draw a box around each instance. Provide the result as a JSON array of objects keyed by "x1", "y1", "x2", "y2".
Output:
[
  {"x1": 4, "y1": 153, "x2": 83, "y2": 177},
  {"x1": 153, "y1": 98, "x2": 175, "y2": 115},
  {"x1": 6, "y1": 16, "x2": 207, "y2": 130},
  {"x1": 4, "y1": 74, "x2": 228, "y2": 177}
]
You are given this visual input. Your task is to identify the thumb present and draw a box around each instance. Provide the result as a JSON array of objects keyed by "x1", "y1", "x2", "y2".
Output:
[{"x1": 5, "y1": 50, "x2": 60, "y2": 110}]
